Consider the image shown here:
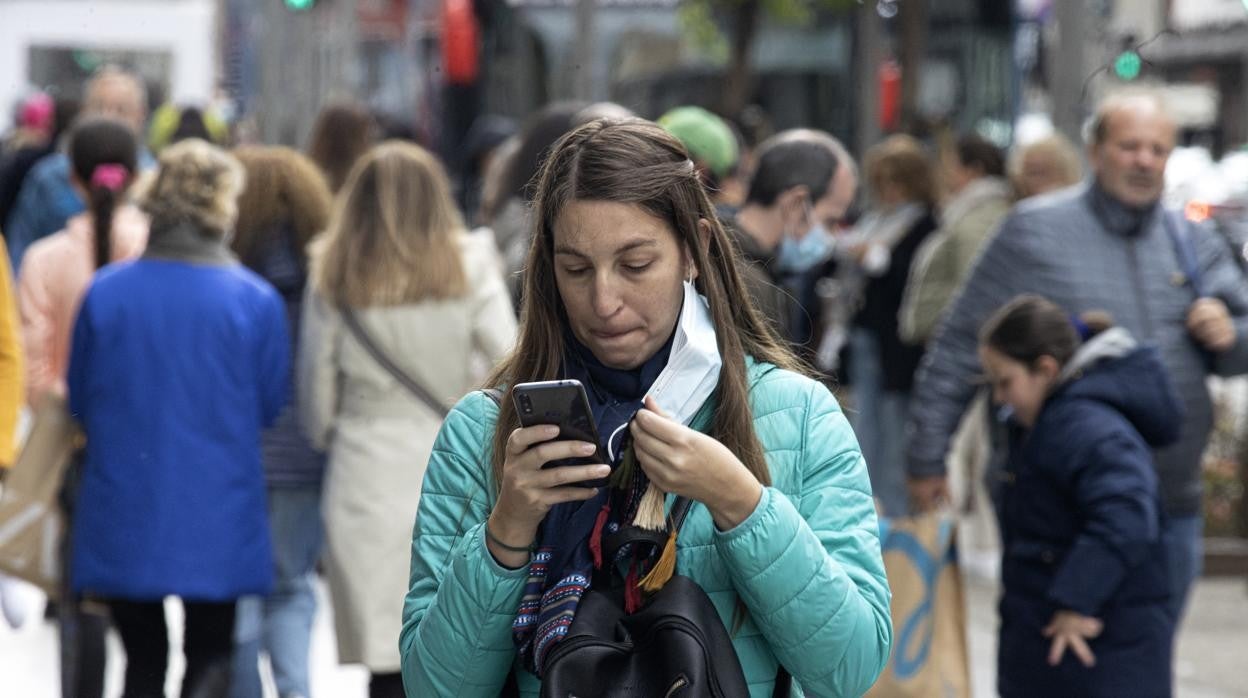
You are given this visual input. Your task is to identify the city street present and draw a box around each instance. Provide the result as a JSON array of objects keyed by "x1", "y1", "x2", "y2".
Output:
[{"x1": 2, "y1": 573, "x2": 1245, "y2": 696}]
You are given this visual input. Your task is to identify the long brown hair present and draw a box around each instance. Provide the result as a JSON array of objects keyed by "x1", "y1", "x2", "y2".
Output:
[
  {"x1": 485, "y1": 118, "x2": 807, "y2": 492},
  {"x1": 865, "y1": 134, "x2": 936, "y2": 207},
  {"x1": 231, "y1": 146, "x2": 332, "y2": 268},
  {"x1": 306, "y1": 101, "x2": 375, "y2": 193},
  {"x1": 311, "y1": 141, "x2": 468, "y2": 307},
  {"x1": 981, "y1": 295, "x2": 1115, "y2": 370}
]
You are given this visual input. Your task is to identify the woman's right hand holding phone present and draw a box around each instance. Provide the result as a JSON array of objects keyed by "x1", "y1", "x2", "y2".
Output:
[{"x1": 485, "y1": 424, "x2": 609, "y2": 568}]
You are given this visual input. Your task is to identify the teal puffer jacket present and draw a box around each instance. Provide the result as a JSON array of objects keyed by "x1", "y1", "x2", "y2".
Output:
[{"x1": 400, "y1": 360, "x2": 892, "y2": 696}]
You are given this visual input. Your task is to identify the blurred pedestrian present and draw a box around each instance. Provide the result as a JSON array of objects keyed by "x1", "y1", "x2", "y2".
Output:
[
  {"x1": 228, "y1": 146, "x2": 332, "y2": 698},
  {"x1": 306, "y1": 101, "x2": 376, "y2": 194},
  {"x1": 19, "y1": 118, "x2": 148, "y2": 405},
  {"x1": 457, "y1": 114, "x2": 517, "y2": 223},
  {"x1": 908, "y1": 90, "x2": 1248, "y2": 624},
  {"x1": 0, "y1": 91, "x2": 71, "y2": 231},
  {"x1": 900, "y1": 133, "x2": 1013, "y2": 345},
  {"x1": 17, "y1": 117, "x2": 149, "y2": 698},
  {"x1": 299, "y1": 141, "x2": 516, "y2": 698},
  {"x1": 0, "y1": 94, "x2": 79, "y2": 235},
  {"x1": 67, "y1": 139, "x2": 288, "y2": 698},
  {"x1": 2, "y1": 91, "x2": 54, "y2": 154},
  {"x1": 728, "y1": 129, "x2": 857, "y2": 346},
  {"x1": 843, "y1": 135, "x2": 937, "y2": 517},
  {"x1": 0, "y1": 236, "x2": 19, "y2": 477},
  {"x1": 482, "y1": 102, "x2": 584, "y2": 304},
  {"x1": 5, "y1": 66, "x2": 152, "y2": 268},
  {"x1": 658, "y1": 106, "x2": 741, "y2": 214},
  {"x1": 398, "y1": 118, "x2": 891, "y2": 696},
  {"x1": 148, "y1": 103, "x2": 229, "y2": 153},
  {"x1": 1011, "y1": 133, "x2": 1083, "y2": 200},
  {"x1": 979, "y1": 296, "x2": 1177, "y2": 698}
]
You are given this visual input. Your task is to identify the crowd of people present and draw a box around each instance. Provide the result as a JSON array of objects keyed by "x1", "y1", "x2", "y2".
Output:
[{"x1": 0, "y1": 62, "x2": 1240, "y2": 698}]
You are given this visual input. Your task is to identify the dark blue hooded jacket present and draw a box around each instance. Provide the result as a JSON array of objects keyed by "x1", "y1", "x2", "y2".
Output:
[{"x1": 997, "y1": 329, "x2": 1180, "y2": 698}]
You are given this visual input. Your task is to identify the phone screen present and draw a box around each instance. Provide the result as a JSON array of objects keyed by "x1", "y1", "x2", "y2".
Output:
[{"x1": 512, "y1": 380, "x2": 608, "y2": 487}]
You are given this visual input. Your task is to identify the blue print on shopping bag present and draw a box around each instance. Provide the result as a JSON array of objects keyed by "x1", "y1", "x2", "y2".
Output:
[{"x1": 878, "y1": 517, "x2": 956, "y2": 680}]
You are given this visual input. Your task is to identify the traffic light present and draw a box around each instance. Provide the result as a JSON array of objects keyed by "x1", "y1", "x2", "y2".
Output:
[
  {"x1": 1113, "y1": 50, "x2": 1142, "y2": 81},
  {"x1": 284, "y1": 0, "x2": 315, "y2": 10}
]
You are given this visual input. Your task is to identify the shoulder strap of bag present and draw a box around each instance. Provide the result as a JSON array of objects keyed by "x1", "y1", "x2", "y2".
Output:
[
  {"x1": 339, "y1": 305, "x2": 448, "y2": 418},
  {"x1": 1164, "y1": 210, "x2": 1204, "y2": 297},
  {"x1": 482, "y1": 388, "x2": 504, "y2": 406}
]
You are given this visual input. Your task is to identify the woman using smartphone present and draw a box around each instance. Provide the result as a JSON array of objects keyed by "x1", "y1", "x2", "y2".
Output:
[{"x1": 400, "y1": 119, "x2": 891, "y2": 696}]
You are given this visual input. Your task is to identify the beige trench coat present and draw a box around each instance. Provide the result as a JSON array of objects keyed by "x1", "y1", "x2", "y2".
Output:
[{"x1": 299, "y1": 232, "x2": 517, "y2": 670}]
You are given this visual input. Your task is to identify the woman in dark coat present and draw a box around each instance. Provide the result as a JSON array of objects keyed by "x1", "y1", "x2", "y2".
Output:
[
  {"x1": 979, "y1": 295, "x2": 1178, "y2": 698},
  {"x1": 846, "y1": 134, "x2": 938, "y2": 517}
]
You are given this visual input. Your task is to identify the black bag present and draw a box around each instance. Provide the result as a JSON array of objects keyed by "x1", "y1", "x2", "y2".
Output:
[
  {"x1": 482, "y1": 389, "x2": 786, "y2": 698},
  {"x1": 538, "y1": 501, "x2": 750, "y2": 698}
]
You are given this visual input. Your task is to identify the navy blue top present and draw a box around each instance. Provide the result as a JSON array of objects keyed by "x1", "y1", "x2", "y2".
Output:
[
  {"x1": 997, "y1": 345, "x2": 1180, "y2": 697},
  {"x1": 243, "y1": 224, "x2": 326, "y2": 488},
  {"x1": 67, "y1": 258, "x2": 289, "y2": 600}
]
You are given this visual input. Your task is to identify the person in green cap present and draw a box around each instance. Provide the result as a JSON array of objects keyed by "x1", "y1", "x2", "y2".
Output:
[{"x1": 658, "y1": 106, "x2": 740, "y2": 210}]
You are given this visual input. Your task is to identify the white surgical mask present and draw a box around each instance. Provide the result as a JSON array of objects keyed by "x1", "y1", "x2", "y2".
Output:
[
  {"x1": 648, "y1": 279, "x2": 722, "y2": 423},
  {"x1": 606, "y1": 280, "x2": 722, "y2": 460}
]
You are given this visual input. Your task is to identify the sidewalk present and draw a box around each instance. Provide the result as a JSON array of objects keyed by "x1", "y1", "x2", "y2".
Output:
[{"x1": 2, "y1": 575, "x2": 1245, "y2": 696}]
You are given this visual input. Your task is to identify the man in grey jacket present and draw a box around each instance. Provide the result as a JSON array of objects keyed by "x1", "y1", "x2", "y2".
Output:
[{"x1": 906, "y1": 90, "x2": 1248, "y2": 622}]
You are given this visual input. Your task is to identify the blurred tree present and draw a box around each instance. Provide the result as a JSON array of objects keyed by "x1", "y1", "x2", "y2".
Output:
[{"x1": 680, "y1": 0, "x2": 857, "y2": 117}]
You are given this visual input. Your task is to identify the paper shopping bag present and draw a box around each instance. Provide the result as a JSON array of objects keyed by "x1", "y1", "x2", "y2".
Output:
[
  {"x1": 0, "y1": 394, "x2": 80, "y2": 595},
  {"x1": 867, "y1": 511, "x2": 971, "y2": 698}
]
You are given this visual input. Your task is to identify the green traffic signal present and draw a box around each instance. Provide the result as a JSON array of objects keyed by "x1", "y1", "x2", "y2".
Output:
[
  {"x1": 1114, "y1": 50, "x2": 1142, "y2": 81},
  {"x1": 284, "y1": 0, "x2": 315, "y2": 10}
]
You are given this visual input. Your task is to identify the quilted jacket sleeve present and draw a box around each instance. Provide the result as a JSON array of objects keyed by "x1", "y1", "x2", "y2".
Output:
[
  {"x1": 1188, "y1": 219, "x2": 1248, "y2": 377},
  {"x1": 255, "y1": 289, "x2": 290, "y2": 428},
  {"x1": 400, "y1": 391, "x2": 529, "y2": 696},
  {"x1": 907, "y1": 211, "x2": 1044, "y2": 477},
  {"x1": 713, "y1": 378, "x2": 892, "y2": 698},
  {"x1": 17, "y1": 243, "x2": 59, "y2": 404},
  {"x1": 1046, "y1": 426, "x2": 1162, "y2": 616}
]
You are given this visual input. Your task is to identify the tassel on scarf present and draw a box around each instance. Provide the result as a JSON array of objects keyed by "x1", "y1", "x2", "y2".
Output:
[
  {"x1": 588, "y1": 501, "x2": 611, "y2": 569},
  {"x1": 634, "y1": 482, "x2": 667, "y2": 531},
  {"x1": 638, "y1": 528, "x2": 678, "y2": 592}
]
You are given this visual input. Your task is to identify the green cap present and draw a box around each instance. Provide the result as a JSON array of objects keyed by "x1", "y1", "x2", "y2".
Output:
[{"x1": 658, "y1": 106, "x2": 739, "y2": 180}]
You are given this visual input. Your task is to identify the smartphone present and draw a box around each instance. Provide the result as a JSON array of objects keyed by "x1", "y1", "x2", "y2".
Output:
[{"x1": 511, "y1": 379, "x2": 609, "y2": 488}]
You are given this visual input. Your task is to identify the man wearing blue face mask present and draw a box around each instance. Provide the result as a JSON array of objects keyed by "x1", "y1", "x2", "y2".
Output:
[{"x1": 727, "y1": 130, "x2": 857, "y2": 353}]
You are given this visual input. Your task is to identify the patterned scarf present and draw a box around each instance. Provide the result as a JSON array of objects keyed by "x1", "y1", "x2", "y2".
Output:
[{"x1": 512, "y1": 329, "x2": 675, "y2": 675}]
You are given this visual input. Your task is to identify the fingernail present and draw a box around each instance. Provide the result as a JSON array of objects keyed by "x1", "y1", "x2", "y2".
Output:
[
  {"x1": 581, "y1": 443, "x2": 596, "y2": 454},
  {"x1": 597, "y1": 465, "x2": 611, "y2": 475},
  {"x1": 545, "y1": 426, "x2": 560, "y2": 436}
]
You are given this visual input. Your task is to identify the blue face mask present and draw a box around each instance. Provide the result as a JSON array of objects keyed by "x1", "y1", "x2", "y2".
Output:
[{"x1": 775, "y1": 223, "x2": 835, "y2": 274}]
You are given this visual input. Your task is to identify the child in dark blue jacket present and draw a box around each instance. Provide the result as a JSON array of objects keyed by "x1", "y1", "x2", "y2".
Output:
[{"x1": 978, "y1": 295, "x2": 1179, "y2": 698}]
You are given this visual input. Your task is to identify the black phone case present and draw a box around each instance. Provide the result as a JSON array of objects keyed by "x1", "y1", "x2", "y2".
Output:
[{"x1": 512, "y1": 380, "x2": 609, "y2": 488}]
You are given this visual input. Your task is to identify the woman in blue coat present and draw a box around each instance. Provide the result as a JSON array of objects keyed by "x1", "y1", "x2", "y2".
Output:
[
  {"x1": 67, "y1": 139, "x2": 289, "y2": 698},
  {"x1": 978, "y1": 295, "x2": 1179, "y2": 698}
]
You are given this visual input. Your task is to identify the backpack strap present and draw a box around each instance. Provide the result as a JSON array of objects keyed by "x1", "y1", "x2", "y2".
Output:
[{"x1": 482, "y1": 387, "x2": 504, "y2": 406}]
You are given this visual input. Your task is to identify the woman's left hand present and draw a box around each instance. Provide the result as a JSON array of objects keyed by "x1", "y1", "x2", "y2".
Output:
[{"x1": 630, "y1": 396, "x2": 762, "y2": 530}]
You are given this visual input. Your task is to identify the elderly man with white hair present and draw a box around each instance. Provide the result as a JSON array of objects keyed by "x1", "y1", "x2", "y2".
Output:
[{"x1": 906, "y1": 90, "x2": 1248, "y2": 628}]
